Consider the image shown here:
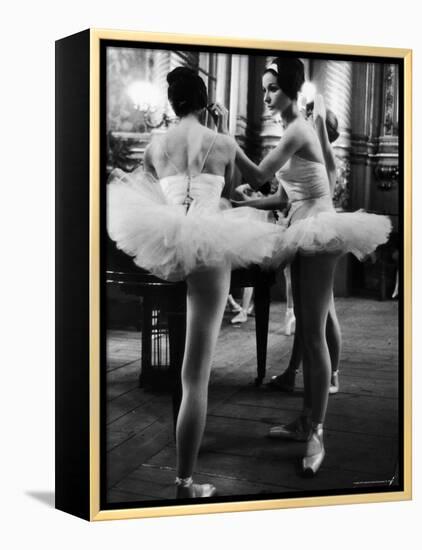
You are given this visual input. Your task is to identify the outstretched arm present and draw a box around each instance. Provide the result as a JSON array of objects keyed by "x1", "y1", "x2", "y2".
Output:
[
  {"x1": 235, "y1": 126, "x2": 303, "y2": 190},
  {"x1": 221, "y1": 136, "x2": 236, "y2": 200},
  {"x1": 211, "y1": 102, "x2": 305, "y2": 190}
]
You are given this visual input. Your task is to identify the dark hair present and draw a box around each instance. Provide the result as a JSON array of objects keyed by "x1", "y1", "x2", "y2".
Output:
[
  {"x1": 325, "y1": 109, "x2": 340, "y2": 143},
  {"x1": 167, "y1": 67, "x2": 207, "y2": 117},
  {"x1": 265, "y1": 58, "x2": 305, "y2": 100},
  {"x1": 306, "y1": 102, "x2": 340, "y2": 143}
]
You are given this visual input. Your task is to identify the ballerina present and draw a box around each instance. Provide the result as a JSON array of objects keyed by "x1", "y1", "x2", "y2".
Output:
[
  {"x1": 269, "y1": 102, "x2": 342, "y2": 395},
  {"x1": 212, "y1": 57, "x2": 391, "y2": 475},
  {"x1": 107, "y1": 67, "x2": 285, "y2": 497}
]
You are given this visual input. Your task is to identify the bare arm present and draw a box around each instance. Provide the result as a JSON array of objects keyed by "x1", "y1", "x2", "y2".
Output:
[
  {"x1": 211, "y1": 102, "x2": 305, "y2": 191},
  {"x1": 235, "y1": 122, "x2": 306, "y2": 190},
  {"x1": 232, "y1": 184, "x2": 286, "y2": 210},
  {"x1": 221, "y1": 136, "x2": 236, "y2": 200}
]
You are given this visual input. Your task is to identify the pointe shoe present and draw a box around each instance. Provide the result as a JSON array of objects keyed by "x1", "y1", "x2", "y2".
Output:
[
  {"x1": 284, "y1": 308, "x2": 296, "y2": 335},
  {"x1": 175, "y1": 476, "x2": 217, "y2": 498},
  {"x1": 329, "y1": 371, "x2": 340, "y2": 394},
  {"x1": 227, "y1": 295, "x2": 242, "y2": 313},
  {"x1": 268, "y1": 368, "x2": 297, "y2": 392},
  {"x1": 302, "y1": 423, "x2": 325, "y2": 476},
  {"x1": 231, "y1": 309, "x2": 247, "y2": 324},
  {"x1": 268, "y1": 414, "x2": 311, "y2": 441}
]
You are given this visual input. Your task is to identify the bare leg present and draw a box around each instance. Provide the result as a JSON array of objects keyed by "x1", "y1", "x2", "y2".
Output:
[
  {"x1": 299, "y1": 253, "x2": 339, "y2": 424},
  {"x1": 242, "y1": 287, "x2": 254, "y2": 311},
  {"x1": 284, "y1": 263, "x2": 302, "y2": 372},
  {"x1": 231, "y1": 287, "x2": 253, "y2": 323},
  {"x1": 326, "y1": 294, "x2": 341, "y2": 372},
  {"x1": 272, "y1": 273, "x2": 341, "y2": 393},
  {"x1": 283, "y1": 266, "x2": 296, "y2": 335},
  {"x1": 268, "y1": 256, "x2": 310, "y2": 439},
  {"x1": 298, "y1": 253, "x2": 339, "y2": 475},
  {"x1": 290, "y1": 295, "x2": 340, "y2": 377},
  {"x1": 288, "y1": 332, "x2": 302, "y2": 371},
  {"x1": 269, "y1": 255, "x2": 340, "y2": 453},
  {"x1": 176, "y1": 264, "x2": 231, "y2": 496},
  {"x1": 269, "y1": 263, "x2": 302, "y2": 391},
  {"x1": 327, "y1": 294, "x2": 342, "y2": 393},
  {"x1": 291, "y1": 255, "x2": 312, "y2": 411},
  {"x1": 284, "y1": 266, "x2": 294, "y2": 310}
]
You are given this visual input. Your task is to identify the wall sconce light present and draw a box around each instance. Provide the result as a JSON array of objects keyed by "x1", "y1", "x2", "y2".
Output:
[{"x1": 127, "y1": 80, "x2": 168, "y2": 131}]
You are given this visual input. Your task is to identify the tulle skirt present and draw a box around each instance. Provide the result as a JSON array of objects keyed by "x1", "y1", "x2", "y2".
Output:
[
  {"x1": 281, "y1": 197, "x2": 392, "y2": 260},
  {"x1": 107, "y1": 171, "x2": 286, "y2": 281}
]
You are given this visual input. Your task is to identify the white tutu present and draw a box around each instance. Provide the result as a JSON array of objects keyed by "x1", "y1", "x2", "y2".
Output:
[
  {"x1": 276, "y1": 155, "x2": 392, "y2": 260},
  {"x1": 282, "y1": 200, "x2": 392, "y2": 260},
  {"x1": 107, "y1": 169, "x2": 286, "y2": 281}
]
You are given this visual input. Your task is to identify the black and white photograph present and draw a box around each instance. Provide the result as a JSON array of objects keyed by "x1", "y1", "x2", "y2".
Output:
[
  {"x1": 4, "y1": 0, "x2": 421, "y2": 543},
  {"x1": 102, "y1": 37, "x2": 406, "y2": 513}
]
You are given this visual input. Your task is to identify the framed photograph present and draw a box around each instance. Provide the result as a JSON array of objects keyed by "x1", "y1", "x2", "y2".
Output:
[{"x1": 55, "y1": 28, "x2": 412, "y2": 521}]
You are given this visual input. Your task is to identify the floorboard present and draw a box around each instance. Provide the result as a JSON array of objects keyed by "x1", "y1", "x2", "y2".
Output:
[{"x1": 103, "y1": 297, "x2": 400, "y2": 505}]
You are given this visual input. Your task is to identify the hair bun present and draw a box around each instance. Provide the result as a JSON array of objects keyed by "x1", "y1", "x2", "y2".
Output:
[
  {"x1": 167, "y1": 66, "x2": 207, "y2": 117},
  {"x1": 269, "y1": 57, "x2": 305, "y2": 100},
  {"x1": 326, "y1": 109, "x2": 340, "y2": 143},
  {"x1": 167, "y1": 67, "x2": 197, "y2": 85}
]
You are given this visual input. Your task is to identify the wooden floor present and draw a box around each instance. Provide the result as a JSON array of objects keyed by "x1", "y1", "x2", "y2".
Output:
[{"x1": 105, "y1": 297, "x2": 400, "y2": 505}]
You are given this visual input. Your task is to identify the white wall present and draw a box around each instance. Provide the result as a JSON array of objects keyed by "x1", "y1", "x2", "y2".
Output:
[{"x1": 2, "y1": 1, "x2": 419, "y2": 548}]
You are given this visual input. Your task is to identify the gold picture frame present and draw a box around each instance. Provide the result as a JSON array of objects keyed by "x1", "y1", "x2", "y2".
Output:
[{"x1": 55, "y1": 28, "x2": 412, "y2": 521}]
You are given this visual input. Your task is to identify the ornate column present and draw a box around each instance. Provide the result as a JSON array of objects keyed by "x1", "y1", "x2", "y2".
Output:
[
  {"x1": 215, "y1": 53, "x2": 231, "y2": 105},
  {"x1": 374, "y1": 64, "x2": 400, "y2": 192},
  {"x1": 229, "y1": 54, "x2": 249, "y2": 148},
  {"x1": 224, "y1": 54, "x2": 249, "y2": 188},
  {"x1": 349, "y1": 62, "x2": 399, "y2": 215}
]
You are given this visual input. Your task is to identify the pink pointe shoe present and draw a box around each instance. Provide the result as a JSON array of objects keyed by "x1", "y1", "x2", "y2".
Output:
[
  {"x1": 175, "y1": 476, "x2": 217, "y2": 498},
  {"x1": 302, "y1": 423, "x2": 325, "y2": 477}
]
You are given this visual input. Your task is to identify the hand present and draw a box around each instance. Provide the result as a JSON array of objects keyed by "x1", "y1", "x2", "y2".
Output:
[
  {"x1": 208, "y1": 102, "x2": 229, "y2": 134},
  {"x1": 233, "y1": 189, "x2": 247, "y2": 201},
  {"x1": 313, "y1": 94, "x2": 327, "y2": 122},
  {"x1": 233, "y1": 184, "x2": 254, "y2": 200},
  {"x1": 230, "y1": 199, "x2": 248, "y2": 208}
]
